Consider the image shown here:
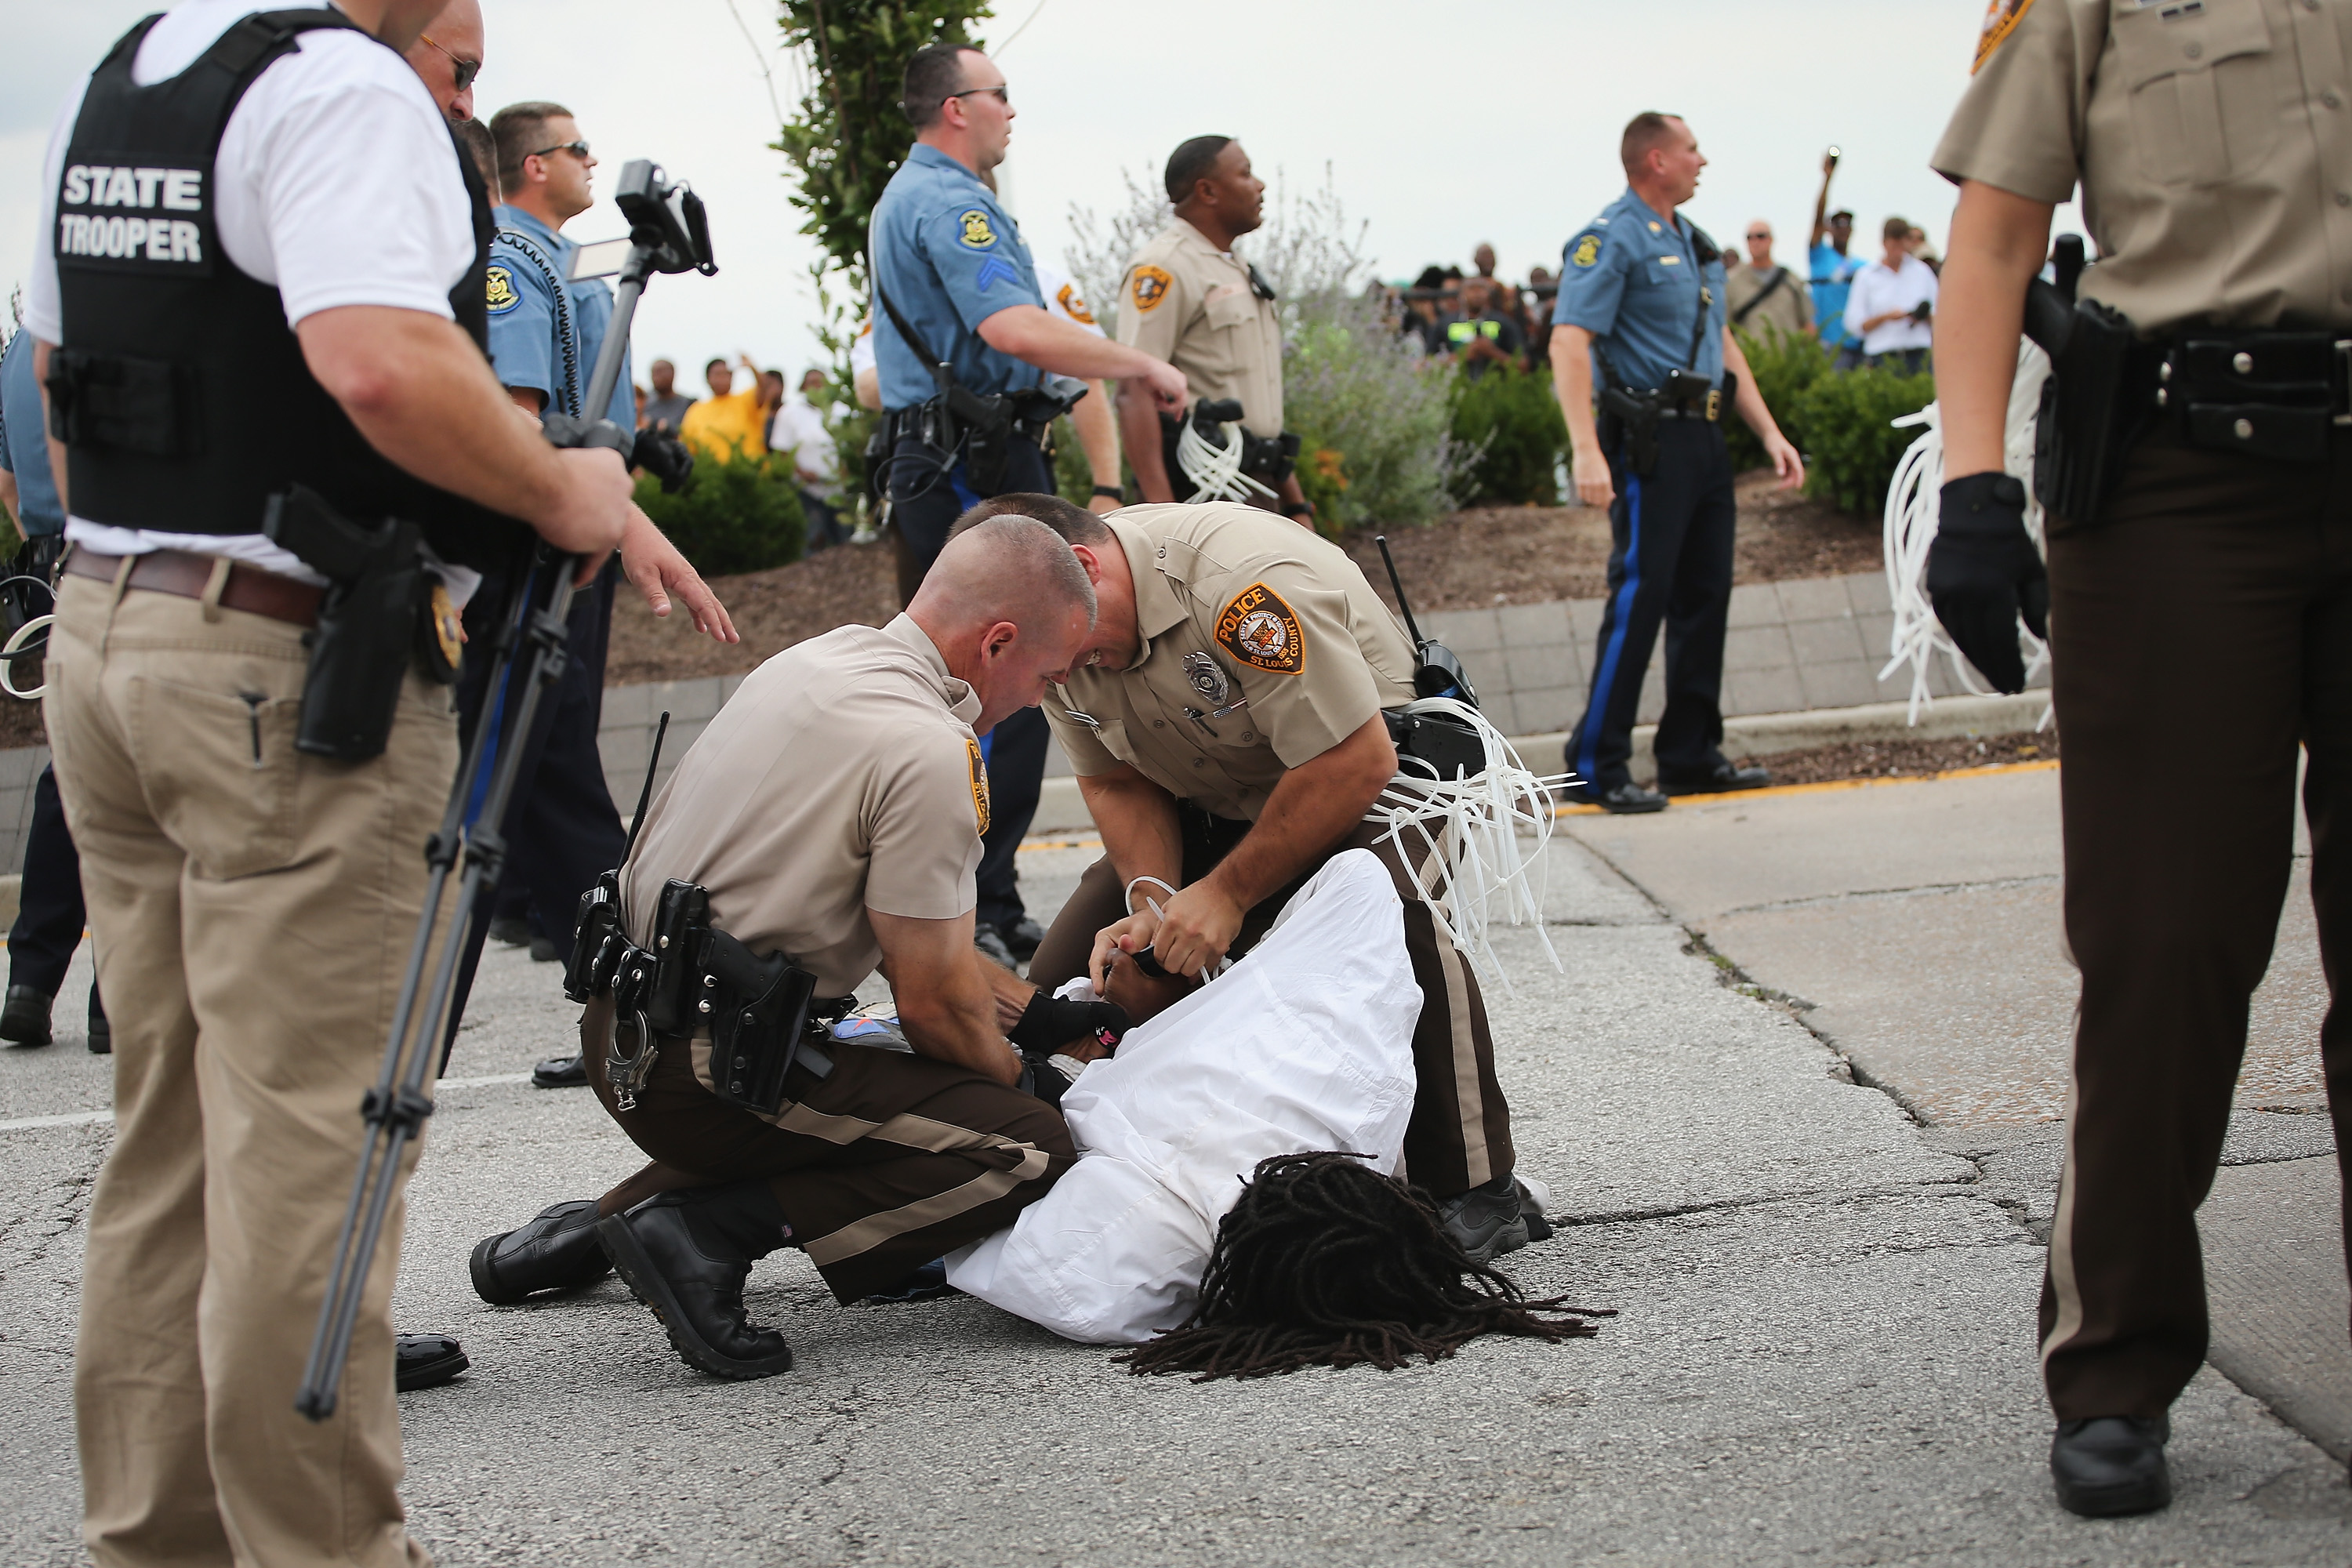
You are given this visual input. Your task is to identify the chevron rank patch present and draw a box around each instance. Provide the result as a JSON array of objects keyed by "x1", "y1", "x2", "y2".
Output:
[
  {"x1": 485, "y1": 264, "x2": 520, "y2": 313},
  {"x1": 966, "y1": 738, "x2": 991, "y2": 836},
  {"x1": 1975, "y1": 0, "x2": 2036, "y2": 71},
  {"x1": 1131, "y1": 264, "x2": 1174, "y2": 313},
  {"x1": 1214, "y1": 582, "x2": 1305, "y2": 675}
]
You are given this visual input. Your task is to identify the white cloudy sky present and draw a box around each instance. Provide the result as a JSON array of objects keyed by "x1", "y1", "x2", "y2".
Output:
[{"x1": 4, "y1": 0, "x2": 2078, "y2": 381}]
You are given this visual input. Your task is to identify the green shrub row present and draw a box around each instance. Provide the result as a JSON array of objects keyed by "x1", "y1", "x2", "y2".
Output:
[
  {"x1": 1728, "y1": 325, "x2": 1936, "y2": 515},
  {"x1": 632, "y1": 448, "x2": 805, "y2": 578},
  {"x1": 1446, "y1": 364, "x2": 1566, "y2": 508}
]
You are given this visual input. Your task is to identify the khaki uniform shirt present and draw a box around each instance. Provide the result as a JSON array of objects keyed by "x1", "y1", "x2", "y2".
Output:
[
  {"x1": 622, "y1": 615, "x2": 988, "y2": 996},
  {"x1": 1117, "y1": 219, "x2": 1286, "y2": 434},
  {"x1": 1047, "y1": 503, "x2": 1415, "y2": 822},
  {"x1": 1725, "y1": 260, "x2": 1814, "y2": 340},
  {"x1": 1934, "y1": 0, "x2": 2352, "y2": 332}
]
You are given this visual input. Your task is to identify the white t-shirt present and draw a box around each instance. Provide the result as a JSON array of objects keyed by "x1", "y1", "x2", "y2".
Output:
[
  {"x1": 1033, "y1": 261, "x2": 1105, "y2": 339},
  {"x1": 849, "y1": 315, "x2": 877, "y2": 379},
  {"x1": 768, "y1": 397, "x2": 839, "y2": 493},
  {"x1": 1842, "y1": 253, "x2": 1939, "y2": 357},
  {"x1": 26, "y1": 0, "x2": 477, "y2": 582}
]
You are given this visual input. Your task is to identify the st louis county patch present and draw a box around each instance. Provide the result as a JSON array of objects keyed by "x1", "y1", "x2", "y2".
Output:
[
  {"x1": 957, "y1": 209, "x2": 997, "y2": 250},
  {"x1": 1214, "y1": 583, "x2": 1305, "y2": 675},
  {"x1": 1569, "y1": 234, "x2": 1602, "y2": 269},
  {"x1": 1057, "y1": 281, "x2": 1096, "y2": 325},
  {"x1": 1131, "y1": 264, "x2": 1174, "y2": 313},
  {"x1": 966, "y1": 738, "x2": 992, "y2": 836},
  {"x1": 485, "y1": 264, "x2": 520, "y2": 314},
  {"x1": 1974, "y1": 0, "x2": 2036, "y2": 71}
]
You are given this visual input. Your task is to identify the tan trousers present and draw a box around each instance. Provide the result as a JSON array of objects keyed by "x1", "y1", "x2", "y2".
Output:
[{"x1": 49, "y1": 572, "x2": 459, "y2": 1568}]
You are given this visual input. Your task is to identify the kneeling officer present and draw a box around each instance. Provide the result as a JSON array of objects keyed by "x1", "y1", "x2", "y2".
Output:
[{"x1": 469, "y1": 517, "x2": 1126, "y2": 1378}]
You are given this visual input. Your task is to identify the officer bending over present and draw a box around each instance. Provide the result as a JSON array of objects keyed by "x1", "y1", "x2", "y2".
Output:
[
  {"x1": 468, "y1": 518, "x2": 1126, "y2": 1379},
  {"x1": 29, "y1": 2, "x2": 633, "y2": 1560},
  {"x1": 1007, "y1": 494, "x2": 1540, "y2": 1263}
]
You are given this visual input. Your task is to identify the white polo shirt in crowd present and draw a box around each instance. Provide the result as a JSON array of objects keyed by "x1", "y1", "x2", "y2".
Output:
[{"x1": 1842, "y1": 252, "x2": 1939, "y2": 358}]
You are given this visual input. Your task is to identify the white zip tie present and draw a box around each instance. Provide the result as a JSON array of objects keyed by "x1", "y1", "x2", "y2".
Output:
[{"x1": 1175, "y1": 414, "x2": 1278, "y2": 505}]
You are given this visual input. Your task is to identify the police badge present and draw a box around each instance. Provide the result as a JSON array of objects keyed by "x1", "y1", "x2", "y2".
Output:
[{"x1": 1181, "y1": 650, "x2": 1229, "y2": 707}]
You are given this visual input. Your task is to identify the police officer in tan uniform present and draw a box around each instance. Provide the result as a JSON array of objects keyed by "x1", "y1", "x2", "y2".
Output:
[
  {"x1": 1118, "y1": 136, "x2": 1316, "y2": 524},
  {"x1": 993, "y1": 493, "x2": 1539, "y2": 1262},
  {"x1": 1931, "y1": 0, "x2": 2352, "y2": 1518},
  {"x1": 465, "y1": 518, "x2": 1129, "y2": 1378}
]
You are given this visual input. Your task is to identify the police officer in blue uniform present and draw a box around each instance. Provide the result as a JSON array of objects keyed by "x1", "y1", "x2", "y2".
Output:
[
  {"x1": 872, "y1": 41, "x2": 1185, "y2": 960},
  {"x1": 1551, "y1": 113, "x2": 1807, "y2": 815}
]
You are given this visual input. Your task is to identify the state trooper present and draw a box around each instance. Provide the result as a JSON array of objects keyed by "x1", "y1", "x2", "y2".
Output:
[
  {"x1": 1930, "y1": 0, "x2": 2352, "y2": 1518},
  {"x1": 996, "y1": 492, "x2": 1544, "y2": 1264},
  {"x1": 870, "y1": 40, "x2": 1185, "y2": 966},
  {"x1": 1118, "y1": 136, "x2": 1315, "y2": 524},
  {"x1": 464, "y1": 518, "x2": 1127, "y2": 1379},
  {"x1": 26, "y1": 2, "x2": 633, "y2": 1559},
  {"x1": 1551, "y1": 111, "x2": 1806, "y2": 815}
]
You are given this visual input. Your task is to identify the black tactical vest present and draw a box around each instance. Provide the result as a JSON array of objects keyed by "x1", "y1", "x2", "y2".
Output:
[{"x1": 46, "y1": 9, "x2": 524, "y2": 569}]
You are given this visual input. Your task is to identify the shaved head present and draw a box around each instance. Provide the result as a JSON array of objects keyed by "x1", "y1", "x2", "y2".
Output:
[{"x1": 910, "y1": 517, "x2": 1097, "y2": 733}]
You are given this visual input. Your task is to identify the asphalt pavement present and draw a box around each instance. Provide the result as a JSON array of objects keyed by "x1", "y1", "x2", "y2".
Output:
[{"x1": 1, "y1": 794, "x2": 2347, "y2": 1564}]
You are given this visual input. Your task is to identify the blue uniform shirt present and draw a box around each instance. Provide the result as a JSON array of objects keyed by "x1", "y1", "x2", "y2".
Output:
[
  {"x1": 869, "y1": 144, "x2": 1044, "y2": 412},
  {"x1": 1809, "y1": 242, "x2": 1864, "y2": 349},
  {"x1": 1552, "y1": 187, "x2": 1727, "y2": 394},
  {"x1": 486, "y1": 204, "x2": 634, "y2": 426},
  {"x1": 0, "y1": 332, "x2": 64, "y2": 537}
]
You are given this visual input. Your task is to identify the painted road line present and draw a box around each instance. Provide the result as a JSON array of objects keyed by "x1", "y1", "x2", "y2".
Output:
[
  {"x1": 1553, "y1": 759, "x2": 2060, "y2": 815},
  {"x1": 0, "y1": 1073, "x2": 534, "y2": 1134}
]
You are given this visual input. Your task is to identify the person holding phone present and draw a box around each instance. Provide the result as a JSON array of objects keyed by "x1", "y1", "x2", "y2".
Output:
[{"x1": 1842, "y1": 216, "x2": 1939, "y2": 374}]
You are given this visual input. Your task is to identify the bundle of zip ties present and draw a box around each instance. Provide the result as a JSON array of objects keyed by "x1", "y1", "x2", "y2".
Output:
[{"x1": 1175, "y1": 412, "x2": 1277, "y2": 505}]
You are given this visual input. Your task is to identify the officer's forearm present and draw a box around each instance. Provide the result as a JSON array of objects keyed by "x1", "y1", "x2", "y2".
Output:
[
  {"x1": 1071, "y1": 379, "x2": 1121, "y2": 488},
  {"x1": 871, "y1": 908, "x2": 1022, "y2": 1085},
  {"x1": 977, "y1": 305, "x2": 1164, "y2": 384},
  {"x1": 1206, "y1": 716, "x2": 1396, "y2": 913},
  {"x1": 1117, "y1": 383, "x2": 1174, "y2": 501},
  {"x1": 1076, "y1": 766, "x2": 1184, "y2": 902},
  {"x1": 33, "y1": 340, "x2": 68, "y2": 518},
  {"x1": 1936, "y1": 180, "x2": 2054, "y2": 479},
  {"x1": 296, "y1": 305, "x2": 596, "y2": 538},
  {"x1": 1723, "y1": 330, "x2": 1784, "y2": 444},
  {"x1": 1548, "y1": 325, "x2": 1603, "y2": 458}
]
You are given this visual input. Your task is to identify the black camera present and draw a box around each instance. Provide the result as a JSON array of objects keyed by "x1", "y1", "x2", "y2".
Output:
[{"x1": 613, "y1": 160, "x2": 716, "y2": 279}]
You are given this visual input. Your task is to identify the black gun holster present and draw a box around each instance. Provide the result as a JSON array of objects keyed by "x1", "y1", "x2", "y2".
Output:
[
  {"x1": 566, "y1": 871, "x2": 848, "y2": 1117},
  {"x1": 2031, "y1": 299, "x2": 2156, "y2": 532}
]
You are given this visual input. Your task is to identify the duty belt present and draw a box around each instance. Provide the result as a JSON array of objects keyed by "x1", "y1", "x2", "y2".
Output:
[{"x1": 2148, "y1": 328, "x2": 2352, "y2": 462}]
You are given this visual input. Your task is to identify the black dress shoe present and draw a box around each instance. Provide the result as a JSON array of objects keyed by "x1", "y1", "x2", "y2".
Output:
[
  {"x1": 1658, "y1": 760, "x2": 1771, "y2": 796},
  {"x1": 394, "y1": 1332, "x2": 470, "y2": 1391},
  {"x1": 0, "y1": 985, "x2": 53, "y2": 1047},
  {"x1": 528, "y1": 935, "x2": 561, "y2": 963},
  {"x1": 487, "y1": 916, "x2": 532, "y2": 948},
  {"x1": 999, "y1": 917, "x2": 1045, "y2": 963},
  {"x1": 531, "y1": 1054, "x2": 588, "y2": 1089},
  {"x1": 597, "y1": 1183, "x2": 797, "y2": 1379},
  {"x1": 470, "y1": 1199, "x2": 614, "y2": 1303},
  {"x1": 86, "y1": 985, "x2": 108, "y2": 1054},
  {"x1": 974, "y1": 924, "x2": 1018, "y2": 971},
  {"x1": 2051, "y1": 1416, "x2": 2172, "y2": 1517},
  {"x1": 1565, "y1": 780, "x2": 1668, "y2": 815}
]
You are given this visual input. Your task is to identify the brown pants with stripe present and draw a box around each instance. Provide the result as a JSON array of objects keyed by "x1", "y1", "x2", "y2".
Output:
[
  {"x1": 2038, "y1": 430, "x2": 2351, "y2": 1419},
  {"x1": 579, "y1": 995, "x2": 1074, "y2": 1302},
  {"x1": 1029, "y1": 815, "x2": 1515, "y2": 1198}
]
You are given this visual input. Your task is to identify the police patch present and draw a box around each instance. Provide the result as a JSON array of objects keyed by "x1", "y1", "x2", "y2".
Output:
[
  {"x1": 1057, "y1": 281, "x2": 1096, "y2": 325},
  {"x1": 958, "y1": 209, "x2": 998, "y2": 250},
  {"x1": 1973, "y1": 0, "x2": 2035, "y2": 71},
  {"x1": 1131, "y1": 264, "x2": 1174, "y2": 313},
  {"x1": 1214, "y1": 583, "x2": 1305, "y2": 676},
  {"x1": 485, "y1": 265, "x2": 520, "y2": 314},
  {"x1": 1570, "y1": 234, "x2": 1602, "y2": 269},
  {"x1": 966, "y1": 738, "x2": 992, "y2": 836}
]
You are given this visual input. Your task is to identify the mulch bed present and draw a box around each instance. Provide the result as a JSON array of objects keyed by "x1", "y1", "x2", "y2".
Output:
[{"x1": 1753, "y1": 728, "x2": 2059, "y2": 788}]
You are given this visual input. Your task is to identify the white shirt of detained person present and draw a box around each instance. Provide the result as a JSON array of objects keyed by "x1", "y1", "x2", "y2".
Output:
[{"x1": 25, "y1": 0, "x2": 477, "y2": 585}]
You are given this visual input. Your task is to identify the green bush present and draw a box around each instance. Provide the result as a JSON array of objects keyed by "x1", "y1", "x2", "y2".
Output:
[
  {"x1": 1725, "y1": 323, "x2": 1831, "y2": 474},
  {"x1": 1790, "y1": 361, "x2": 1936, "y2": 515},
  {"x1": 1283, "y1": 289, "x2": 1467, "y2": 534},
  {"x1": 633, "y1": 449, "x2": 804, "y2": 578},
  {"x1": 1446, "y1": 362, "x2": 1564, "y2": 507}
]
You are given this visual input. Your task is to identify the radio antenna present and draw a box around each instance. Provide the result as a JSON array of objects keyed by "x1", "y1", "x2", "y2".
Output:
[{"x1": 1374, "y1": 534, "x2": 1426, "y2": 648}]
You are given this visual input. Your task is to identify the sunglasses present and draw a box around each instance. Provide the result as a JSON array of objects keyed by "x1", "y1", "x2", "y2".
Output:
[
  {"x1": 945, "y1": 84, "x2": 1011, "y2": 107},
  {"x1": 417, "y1": 34, "x2": 479, "y2": 93},
  {"x1": 530, "y1": 140, "x2": 592, "y2": 162}
]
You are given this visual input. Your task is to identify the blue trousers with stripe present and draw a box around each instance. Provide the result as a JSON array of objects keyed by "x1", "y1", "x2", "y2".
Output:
[{"x1": 1566, "y1": 419, "x2": 1738, "y2": 791}]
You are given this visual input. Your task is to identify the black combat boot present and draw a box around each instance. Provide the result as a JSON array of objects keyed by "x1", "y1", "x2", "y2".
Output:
[
  {"x1": 469, "y1": 1200, "x2": 614, "y2": 1304},
  {"x1": 597, "y1": 1181, "x2": 797, "y2": 1379}
]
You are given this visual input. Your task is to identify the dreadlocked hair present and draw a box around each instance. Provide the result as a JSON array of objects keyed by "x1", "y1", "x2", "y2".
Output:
[{"x1": 1116, "y1": 1152, "x2": 1611, "y2": 1382}]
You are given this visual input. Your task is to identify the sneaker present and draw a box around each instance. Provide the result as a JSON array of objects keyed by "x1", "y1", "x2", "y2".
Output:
[
  {"x1": 1436, "y1": 1174, "x2": 1530, "y2": 1265},
  {"x1": 0, "y1": 985, "x2": 53, "y2": 1047},
  {"x1": 1516, "y1": 1174, "x2": 1555, "y2": 1243},
  {"x1": 975, "y1": 924, "x2": 1018, "y2": 971},
  {"x1": 999, "y1": 917, "x2": 1045, "y2": 964},
  {"x1": 2051, "y1": 1416, "x2": 2172, "y2": 1517}
]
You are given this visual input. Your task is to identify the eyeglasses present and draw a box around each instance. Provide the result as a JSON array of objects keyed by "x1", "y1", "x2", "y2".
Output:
[
  {"x1": 417, "y1": 34, "x2": 480, "y2": 93},
  {"x1": 945, "y1": 84, "x2": 1011, "y2": 107},
  {"x1": 529, "y1": 140, "x2": 592, "y2": 162},
  {"x1": 1745, "y1": 231, "x2": 1771, "y2": 240}
]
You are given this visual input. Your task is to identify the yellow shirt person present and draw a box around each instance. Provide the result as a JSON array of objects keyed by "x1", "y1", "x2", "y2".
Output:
[{"x1": 678, "y1": 353, "x2": 767, "y2": 460}]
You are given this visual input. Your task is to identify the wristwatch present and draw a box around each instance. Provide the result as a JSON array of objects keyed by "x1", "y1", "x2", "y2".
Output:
[
  {"x1": 1280, "y1": 501, "x2": 1312, "y2": 518},
  {"x1": 1091, "y1": 485, "x2": 1124, "y2": 502}
]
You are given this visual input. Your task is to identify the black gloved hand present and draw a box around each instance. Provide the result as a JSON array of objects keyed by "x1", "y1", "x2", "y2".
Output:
[
  {"x1": 1007, "y1": 989, "x2": 1131, "y2": 1056},
  {"x1": 1927, "y1": 471, "x2": 2049, "y2": 695},
  {"x1": 630, "y1": 427, "x2": 695, "y2": 495},
  {"x1": 1016, "y1": 1054, "x2": 1074, "y2": 1108}
]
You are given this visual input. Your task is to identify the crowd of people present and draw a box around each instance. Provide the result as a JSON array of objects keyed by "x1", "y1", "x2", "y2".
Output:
[{"x1": 635, "y1": 354, "x2": 855, "y2": 548}]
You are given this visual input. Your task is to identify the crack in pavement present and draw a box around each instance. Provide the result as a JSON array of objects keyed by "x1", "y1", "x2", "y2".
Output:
[{"x1": 1704, "y1": 873, "x2": 2062, "y2": 921}]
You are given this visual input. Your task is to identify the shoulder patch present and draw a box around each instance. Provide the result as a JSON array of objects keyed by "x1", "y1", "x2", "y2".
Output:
[
  {"x1": 1569, "y1": 234, "x2": 1602, "y2": 269},
  {"x1": 485, "y1": 265, "x2": 520, "y2": 314},
  {"x1": 1974, "y1": 0, "x2": 2035, "y2": 72},
  {"x1": 957, "y1": 208, "x2": 997, "y2": 250},
  {"x1": 1057, "y1": 281, "x2": 1095, "y2": 325},
  {"x1": 1214, "y1": 582, "x2": 1305, "y2": 675},
  {"x1": 1131, "y1": 264, "x2": 1174, "y2": 313},
  {"x1": 966, "y1": 738, "x2": 991, "y2": 837}
]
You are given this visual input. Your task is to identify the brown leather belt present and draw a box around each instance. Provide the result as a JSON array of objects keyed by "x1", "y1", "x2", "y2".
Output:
[{"x1": 66, "y1": 547, "x2": 325, "y2": 627}]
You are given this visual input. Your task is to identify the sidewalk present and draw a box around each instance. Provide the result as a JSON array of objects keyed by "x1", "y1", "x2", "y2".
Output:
[{"x1": 2, "y1": 808, "x2": 2344, "y2": 1563}]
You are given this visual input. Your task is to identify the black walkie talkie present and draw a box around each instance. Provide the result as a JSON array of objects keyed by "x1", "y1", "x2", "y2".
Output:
[
  {"x1": 1374, "y1": 535, "x2": 1486, "y2": 780},
  {"x1": 1374, "y1": 534, "x2": 1478, "y2": 706}
]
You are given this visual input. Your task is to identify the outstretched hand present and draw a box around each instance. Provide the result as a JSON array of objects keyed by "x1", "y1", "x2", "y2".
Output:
[{"x1": 619, "y1": 509, "x2": 738, "y2": 643}]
